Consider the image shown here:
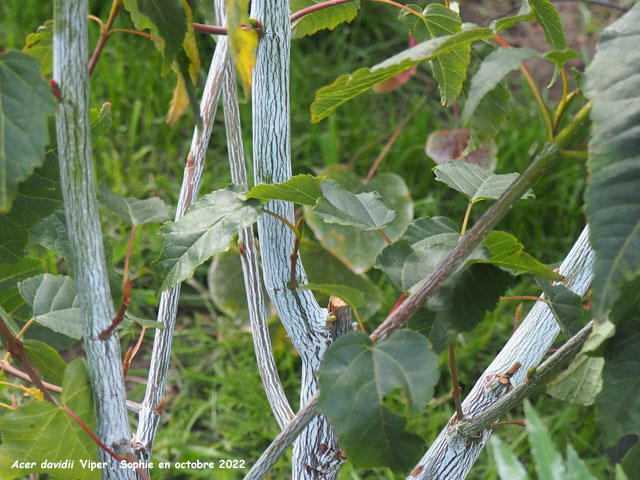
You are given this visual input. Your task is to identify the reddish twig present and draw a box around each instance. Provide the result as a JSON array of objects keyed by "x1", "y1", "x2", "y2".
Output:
[
  {"x1": 388, "y1": 292, "x2": 408, "y2": 315},
  {"x1": 99, "y1": 226, "x2": 136, "y2": 340},
  {"x1": 290, "y1": 0, "x2": 355, "y2": 22},
  {"x1": 377, "y1": 229, "x2": 392, "y2": 245},
  {"x1": 449, "y1": 343, "x2": 465, "y2": 421},
  {"x1": 88, "y1": 0, "x2": 122, "y2": 76},
  {"x1": 193, "y1": 22, "x2": 228, "y2": 35},
  {"x1": 0, "y1": 318, "x2": 56, "y2": 404},
  {"x1": 62, "y1": 405, "x2": 123, "y2": 460},
  {"x1": 365, "y1": 123, "x2": 405, "y2": 181},
  {"x1": 491, "y1": 419, "x2": 526, "y2": 428},
  {"x1": 0, "y1": 362, "x2": 62, "y2": 394}
]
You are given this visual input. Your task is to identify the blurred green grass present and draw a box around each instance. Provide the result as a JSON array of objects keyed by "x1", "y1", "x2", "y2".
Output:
[{"x1": 0, "y1": 1, "x2": 607, "y2": 479}]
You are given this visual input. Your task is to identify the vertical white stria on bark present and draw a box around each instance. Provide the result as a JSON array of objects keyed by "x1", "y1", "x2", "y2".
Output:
[
  {"x1": 250, "y1": 0, "x2": 343, "y2": 477},
  {"x1": 54, "y1": 1, "x2": 135, "y2": 477},
  {"x1": 135, "y1": 29, "x2": 229, "y2": 459}
]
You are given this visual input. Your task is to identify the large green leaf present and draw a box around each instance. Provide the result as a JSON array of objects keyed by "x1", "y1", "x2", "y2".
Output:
[
  {"x1": 310, "y1": 27, "x2": 493, "y2": 123},
  {"x1": 314, "y1": 179, "x2": 396, "y2": 231},
  {"x1": 23, "y1": 21, "x2": 53, "y2": 76},
  {"x1": 317, "y1": 330, "x2": 438, "y2": 471},
  {"x1": 304, "y1": 168, "x2": 413, "y2": 273},
  {"x1": 99, "y1": 183, "x2": 171, "y2": 226},
  {"x1": 483, "y1": 231, "x2": 562, "y2": 280},
  {"x1": 291, "y1": 0, "x2": 360, "y2": 39},
  {"x1": 247, "y1": 174, "x2": 325, "y2": 206},
  {"x1": 22, "y1": 339, "x2": 67, "y2": 385},
  {"x1": 18, "y1": 274, "x2": 82, "y2": 339},
  {"x1": 434, "y1": 161, "x2": 534, "y2": 204},
  {"x1": 417, "y1": 4, "x2": 469, "y2": 106},
  {"x1": 123, "y1": 0, "x2": 187, "y2": 68},
  {"x1": 154, "y1": 187, "x2": 261, "y2": 293},
  {"x1": 596, "y1": 323, "x2": 640, "y2": 447},
  {"x1": 584, "y1": 3, "x2": 640, "y2": 320},
  {"x1": 0, "y1": 50, "x2": 57, "y2": 212},
  {"x1": 0, "y1": 358, "x2": 98, "y2": 480},
  {"x1": 529, "y1": 0, "x2": 566, "y2": 50},
  {"x1": 546, "y1": 354, "x2": 603, "y2": 406}
]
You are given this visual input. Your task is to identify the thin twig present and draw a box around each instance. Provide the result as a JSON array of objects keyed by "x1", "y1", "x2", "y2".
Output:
[{"x1": 449, "y1": 343, "x2": 465, "y2": 421}]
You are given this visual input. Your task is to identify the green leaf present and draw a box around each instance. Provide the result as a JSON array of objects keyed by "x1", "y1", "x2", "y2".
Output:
[
  {"x1": 536, "y1": 278, "x2": 585, "y2": 336},
  {"x1": 482, "y1": 231, "x2": 562, "y2": 280},
  {"x1": 29, "y1": 209, "x2": 70, "y2": 259},
  {"x1": 461, "y1": 47, "x2": 541, "y2": 124},
  {"x1": 310, "y1": 26, "x2": 493, "y2": 122},
  {"x1": 314, "y1": 180, "x2": 396, "y2": 231},
  {"x1": 529, "y1": 0, "x2": 566, "y2": 50},
  {"x1": 123, "y1": 311, "x2": 166, "y2": 330},
  {"x1": 596, "y1": 323, "x2": 640, "y2": 446},
  {"x1": 434, "y1": 161, "x2": 535, "y2": 205},
  {"x1": 546, "y1": 354, "x2": 603, "y2": 405},
  {"x1": 490, "y1": 436, "x2": 530, "y2": 480},
  {"x1": 304, "y1": 168, "x2": 413, "y2": 273},
  {"x1": 0, "y1": 358, "x2": 98, "y2": 480},
  {"x1": 436, "y1": 263, "x2": 515, "y2": 332},
  {"x1": 317, "y1": 330, "x2": 438, "y2": 471},
  {"x1": 565, "y1": 446, "x2": 597, "y2": 480},
  {"x1": 462, "y1": 41, "x2": 511, "y2": 155},
  {"x1": 490, "y1": 1, "x2": 534, "y2": 33},
  {"x1": 582, "y1": 319, "x2": 615, "y2": 353},
  {"x1": 22, "y1": 339, "x2": 67, "y2": 385},
  {"x1": 154, "y1": 186, "x2": 261, "y2": 293},
  {"x1": 291, "y1": 0, "x2": 360, "y2": 39},
  {"x1": 123, "y1": 0, "x2": 188, "y2": 68},
  {"x1": 418, "y1": 4, "x2": 469, "y2": 105},
  {"x1": 299, "y1": 283, "x2": 365, "y2": 309},
  {"x1": 545, "y1": 48, "x2": 579, "y2": 67},
  {"x1": 0, "y1": 50, "x2": 57, "y2": 211},
  {"x1": 524, "y1": 401, "x2": 567, "y2": 480},
  {"x1": 246, "y1": 174, "x2": 325, "y2": 206},
  {"x1": 584, "y1": 3, "x2": 640, "y2": 320},
  {"x1": 375, "y1": 216, "x2": 461, "y2": 292},
  {"x1": 23, "y1": 20, "x2": 53, "y2": 76},
  {"x1": 610, "y1": 276, "x2": 640, "y2": 326},
  {"x1": 207, "y1": 250, "x2": 254, "y2": 320},
  {"x1": 0, "y1": 257, "x2": 45, "y2": 313},
  {"x1": 621, "y1": 441, "x2": 640, "y2": 479},
  {"x1": 89, "y1": 102, "x2": 112, "y2": 143},
  {"x1": 99, "y1": 183, "x2": 171, "y2": 226},
  {"x1": 300, "y1": 240, "x2": 382, "y2": 319},
  {"x1": 18, "y1": 274, "x2": 82, "y2": 339}
]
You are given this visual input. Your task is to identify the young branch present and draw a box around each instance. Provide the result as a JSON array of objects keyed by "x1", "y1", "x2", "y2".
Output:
[
  {"x1": 54, "y1": 1, "x2": 134, "y2": 476},
  {"x1": 412, "y1": 226, "x2": 594, "y2": 479},
  {"x1": 88, "y1": 0, "x2": 122, "y2": 75},
  {"x1": 448, "y1": 343, "x2": 465, "y2": 421},
  {"x1": 456, "y1": 321, "x2": 594, "y2": 439},
  {"x1": 134, "y1": 24, "x2": 230, "y2": 461},
  {"x1": 218, "y1": 0, "x2": 294, "y2": 429}
]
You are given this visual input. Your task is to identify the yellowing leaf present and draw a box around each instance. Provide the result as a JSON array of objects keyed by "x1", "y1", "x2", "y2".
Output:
[
  {"x1": 23, "y1": 386, "x2": 44, "y2": 401},
  {"x1": 227, "y1": 0, "x2": 259, "y2": 99},
  {"x1": 167, "y1": 68, "x2": 189, "y2": 125}
]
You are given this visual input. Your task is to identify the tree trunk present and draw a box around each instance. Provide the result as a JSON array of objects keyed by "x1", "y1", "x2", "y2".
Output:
[
  {"x1": 53, "y1": 1, "x2": 134, "y2": 477},
  {"x1": 250, "y1": 0, "x2": 343, "y2": 477}
]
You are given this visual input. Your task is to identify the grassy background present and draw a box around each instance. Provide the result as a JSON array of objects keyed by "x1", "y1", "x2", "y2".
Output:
[{"x1": 0, "y1": 0, "x2": 615, "y2": 478}]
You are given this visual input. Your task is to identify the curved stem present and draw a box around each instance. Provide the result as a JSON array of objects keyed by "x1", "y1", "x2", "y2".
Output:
[
  {"x1": 366, "y1": 0, "x2": 423, "y2": 18},
  {"x1": 290, "y1": 0, "x2": 355, "y2": 23},
  {"x1": 261, "y1": 208, "x2": 300, "y2": 236},
  {"x1": 460, "y1": 202, "x2": 473, "y2": 236},
  {"x1": 193, "y1": 22, "x2": 228, "y2": 35},
  {"x1": 88, "y1": 0, "x2": 122, "y2": 76},
  {"x1": 553, "y1": 68, "x2": 569, "y2": 131},
  {"x1": 107, "y1": 28, "x2": 163, "y2": 44}
]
